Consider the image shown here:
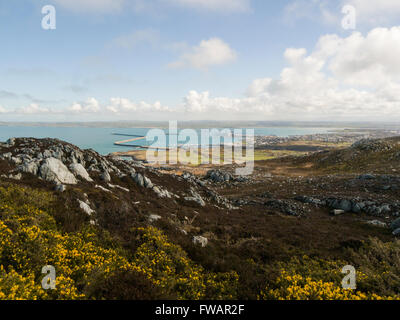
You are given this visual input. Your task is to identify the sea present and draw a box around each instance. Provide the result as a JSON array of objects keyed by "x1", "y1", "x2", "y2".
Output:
[{"x1": 0, "y1": 126, "x2": 335, "y2": 155}]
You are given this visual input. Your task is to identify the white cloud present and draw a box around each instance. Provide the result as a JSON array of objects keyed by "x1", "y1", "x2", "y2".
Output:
[
  {"x1": 51, "y1": 0, "x2": 250, "y2": 14},
  {"x1": 163, "y1": 0, "x2": 251, "y2": 13},
  {"x1": 0, "y1": 106, "x2": 7, "y2": 113},
  {"x1": 168, "y1": 38, "x2": 237, "y2": 70},
  {"x1": 284, "y1": 0, "x2": 337, "y2": 26},
  {"x1": 180, "y1": 27, "x2": 400, "y2": 120},
  {"x1": 112, "y1": 29, "x2": 160, "y2": 48},
  {"x1": 4, "y1": 27, "x2": 400, "y2": 121},
  {"x1": 246, "y1": 78, "x2": 272, "y2": 97},
  {"x1": 285, "y1": 0, "x2": 400, "y2": 27},
  {"x1": 67, "y1": 98, "x2": 101, "y2": 113},
  {"x1": 346, "y1": 0, "x2": 400, "y2": 25},
  {"x1": 106, "y1": 98, "x2": 170, "y2": 114},
  {"x1": 16, "y1": 104, "x2": 50, "y2": 114},
  {"x1": 52, "y1": 0, "x2": 126, "y2": 13}
]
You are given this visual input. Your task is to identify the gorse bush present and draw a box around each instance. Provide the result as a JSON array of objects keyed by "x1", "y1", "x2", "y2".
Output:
[
  {"x1": 1, "y1": 183, "x2": 400, "y2": 300},
  {"x1": 261, "y1": 255, "x2": 400, "y2": 300},
  {"x1": 0, "y1": 184, "x2": 239, "y2": 300},
  {"x1": 345, "y1": 238, "x2": 400, "y2": 297},
  {"x1": 132, "y1": 226, "x2": 239, "y2": 300}
]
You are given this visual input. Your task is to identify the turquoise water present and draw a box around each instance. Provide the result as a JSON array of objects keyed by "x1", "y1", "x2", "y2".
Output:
[{"x1": 0, "y1": 126, "x2": 333, "y2": 155}]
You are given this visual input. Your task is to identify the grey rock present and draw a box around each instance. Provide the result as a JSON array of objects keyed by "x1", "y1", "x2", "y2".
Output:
[
  {"x1": 100, "y1": 171, "x2": 111, "y2": 183},
  {"x1": 132, "y1": 173, "x2": 153, "y2": 189},
  {"x1": 358, "y1": 174, "x2": 376, "y2": 180},
  {"x1": 8, "y1": 173, "x2": 22, "y2": 180},
  {"x1": 69, "y1": 163, "x2": 93, "y2": 182},
  {"x1": 390, "y1": 218, "x2": 400, "y2": 231},
  {"x1": 39, "y1": 157, "x2": 77, "y2": 185},
  {"x1": 78, "y1": 200, "x2": 95, "y2": 216},
  {"x1": 11, "y1": 157, "x2": 22, "y2": 165},
  {"x1": 366, "y1": 220, "x2": 387, "y2": 228},
  {"x1": 6, "y1": 138, "x2": 16, "y2": 147},
  {"x1": 185, "y1": 189, "x2": 206, "y2": 207},
  {"x1": 132, "y1": 173, "x2": 145, "y2": 187},
  {"x1": 205, "y1": 170, "x2": 233, "y2": 183},
  {"x1": 148, "y1": 214, "x2": 162, "y2": 223},
  {"x1": 153, "y1": 186, "x2": 172, "y2": 198},
  {"x1": 332, "y1": 209, "x2": 345, "y2": 216},
  {"x1": 55, "y1": 184, "x2": 66, "y2": 192},
  {"x1": 193, "y1": 236, "x2": 208, "y2": 248},
  {"x1": 19, "y1": 161, "x2": 39, "y2": 175},
  {"x1": 1, "y1": 152, "x2": 12, "y2": 160}
]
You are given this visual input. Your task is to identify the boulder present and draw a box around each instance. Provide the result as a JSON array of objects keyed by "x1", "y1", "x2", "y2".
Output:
[
  {"x1": 8, "y1": 173, "x2": 22, "y2": 180},
  {"x1": 193, "y1": 236, "x2": 208, "y2": 248},
  {"x1": 55, "y1": 184, "x2": 66, "y2": 192},
  {"x1": 326, "y1": 198, "x2": 352, "y2": 212},
  {"x1": 393, "y1": 228, "x2": 400, "y2": 236},
  {"x1": 1, "y1": 152, "x2": 12, "y2": 160},
  {"x1": 148, "y1": 214, "x2": 162, "y2": 223},
  {"x1": 185, "y1": 189, "x2": 206, "y2": 207},
  {"x1": 100, "y1": 171, "x2": 111, "y2": 183},
  {"x1": 78, "y1": 200, "x2": 95, "y2": 216},
  {"x1": 132, "y1": 173, "x2": 153, "y2": 189},
  {"x1": 39, "y1": 157, "x2": 77, "y2": 185},
  {"x1": 358, "y1": 174, "x2": 376, "y2": 180},
  {"x1": 332, "y1": 209, "x2": 345, "y2": 216},
  {"x1": 205, "y1": 170, "x2": 233, "y2": 183},
  {"x1": 366, "y1": 220, "x2": 387, "y2": 228},
  {"x1": 6, "y1": 138, "x2": 16, "y2": 147},
  {"x1": 19, "y1": 161, "x2": 39, "y2": 175},
  {"x1": 390, "y1": 218, "x2": 400, "y2": 231},
  {"x1": 132, "y1": 173, "x2": 145, "y2": 187},
  {"x1": 153, "y1": 186, "x2": 172, "y2": 198},
  {"x1": 69, "y1": 163, "x2": 93, "y2": 182}
]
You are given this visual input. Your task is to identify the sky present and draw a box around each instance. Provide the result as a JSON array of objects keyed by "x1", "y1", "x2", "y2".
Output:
[{"x1": 0, "y1": 0, "x2": 400, "y2": 122}]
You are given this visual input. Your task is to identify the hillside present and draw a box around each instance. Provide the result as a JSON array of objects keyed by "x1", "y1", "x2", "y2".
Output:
[{"x1": 1, "y1": 137, "x2": 400, "y2": 300}]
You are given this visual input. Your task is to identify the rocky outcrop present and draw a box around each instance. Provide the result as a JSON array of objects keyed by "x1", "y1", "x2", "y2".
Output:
[
  {"x1": 351, "y1": 139, "x2": 393, "y2": 152},
  {"x1": 265, "y1": 199, "x2": 301, "y2": 216},
  {"x1": 185, "y1": 188, "x2": 206, "y2": 207},
  {"x1": 148, "y1": 214, "x2": 161, "y2": 223},
  {"x1": 132, "y1": 173, "x2": 153, "y2": 189},
  {"x1": 204, "y1": 170, "x2": 249, "y2": 184},
  {"x1": 193, "y1": 236, "x2": 208, "y2": 247},
  {"x1": 19, "y1": 161, "x2": 40, "y2": 175},
  {"x1": 78, "y1": 199, "x2": 95, "y2": 216},
  {"x1": 0, "y1": 137, "x2": 245, "y2": 211},
  {"x1": 295, "y1": 195, "x2": 400, "y2": 218},
  {"x1": 69, "y1": 163, "x2": 93, "y2": 182},
  {"x1": 39, "y1": 158, "x2": 77, "y2": 185}
]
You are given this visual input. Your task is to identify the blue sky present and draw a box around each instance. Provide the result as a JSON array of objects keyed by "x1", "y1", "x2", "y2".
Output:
[{"x1": 1, "y1": 0, "x2": 400, "y2": 121}]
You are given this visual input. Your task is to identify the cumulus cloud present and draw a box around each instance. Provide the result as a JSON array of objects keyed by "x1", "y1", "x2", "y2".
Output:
[
  {"x1": 181, "y1": 27, "x2": 400, "y2": 120},
  {"x1": 16, "y1": 104, "x2": 51, "y2": 114},
  {"x1": 163, "y1": 0, "x2": 251, "y2": 13},
  {"x1": 51, "y1": 0, "x2": 250, "y2": 14},
  {"x1": 346, "y1": 0, "x2": 400, "y2": 25},
  {"x1": 52, "y1": 0, "x2": 126, "y2": 13},
  {"x1": 285, "y1": 0, "x2": 400, "y2": 27},
  {"x1": 4, "y1": 27, "x2": 400, "y2": 121},
  {"x1": 67, "y1": 98, "x2": 101, "y2": 113},
  {"x1": 106, "y1": 98, "x2": 170, "y2": 114},
  {"x1": 112, "y1": 29, "x2": 160, "y2": 49},
  {"x1": 168, "y1": 38, "x2": 237, "y2": 70}
]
